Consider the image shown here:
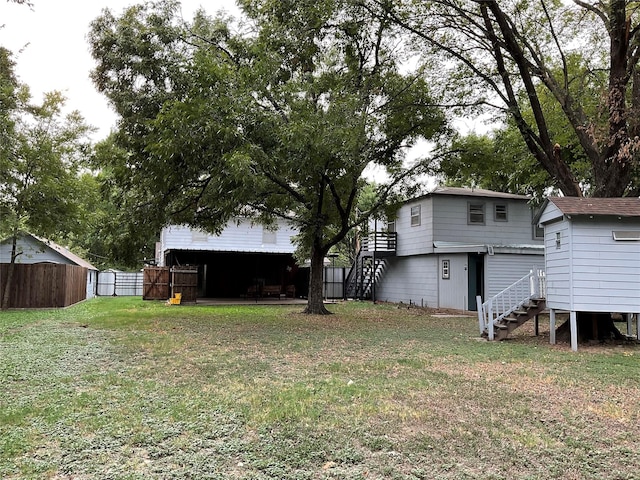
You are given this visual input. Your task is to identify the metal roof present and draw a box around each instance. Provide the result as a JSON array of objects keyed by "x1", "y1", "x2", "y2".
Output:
[{"x1": 408, "y1": 186, "x2": 531, "y2": 204}]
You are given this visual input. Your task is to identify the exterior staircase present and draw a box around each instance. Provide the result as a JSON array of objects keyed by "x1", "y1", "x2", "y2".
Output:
[
  {"x1": 345, "y1": 254, "x2": 386, "y2": 300},
  {"x1": 477, "y1": 269, "x2": 546, "y2": 341},
  {"x1": 345, "y1": 232, "x2": 396, "y2": 300}
]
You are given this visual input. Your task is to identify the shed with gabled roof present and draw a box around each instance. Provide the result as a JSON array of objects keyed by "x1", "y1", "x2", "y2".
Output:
[
  {"x1": 536, "y1": 197, "x2": 640, "y2": 349},
  {"x1": 0, "y1": 233, "x2": 98, "y2": 301}
]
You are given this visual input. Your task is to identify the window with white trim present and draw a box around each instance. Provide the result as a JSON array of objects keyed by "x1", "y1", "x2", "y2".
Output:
[
  {"x1": 262, "y1": 229, "x2": 277, "y2": 244},
  {"x1": 410, "y1": 205, "x2": 421, "y2": 227},
  {"x1": 191, "y1": 230, "x2": 208, "y2": 242},
  {"x1": 386, "y1": 220, "x2": 396, "y2": 232},
  {"x1": 442, "y1": 259, "x2": 450, "y2": 279}
]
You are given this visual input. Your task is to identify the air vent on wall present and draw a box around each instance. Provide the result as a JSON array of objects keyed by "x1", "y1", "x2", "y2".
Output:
[{"x1": 612, "y1": 231, "x2": 640, "y2": 241}]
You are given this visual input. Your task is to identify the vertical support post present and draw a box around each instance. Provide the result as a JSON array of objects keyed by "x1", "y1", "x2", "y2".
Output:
[
  {"x1": 476, "y1": 295, "x2": 484, "y2": 335},
  {"x1": 359, "y1": 256, "x2": 364, "y2": 301},
  {"x1": 570, "y1": 311, "x2": 578, "y2": 352},
  {"x1": 488, "y1": 301, "x2": 495, "y2": 340},
  {"x1": 534, "y1": 314, "x2": 539, "y2": 336},
  {"x1": 372, "y1": 220, "x2": 377, "y2": 304},
  {"x1": 636, "y1": 313, "x2": 639, "y2": 340},
  {"x1": 549, "y1": 309, "x2": 556, "y2": 345},
  {"x1": 627, "y1": 313, "x2": 633, "y2": 337}
]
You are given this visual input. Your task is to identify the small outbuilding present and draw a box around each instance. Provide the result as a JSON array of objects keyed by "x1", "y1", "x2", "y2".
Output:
[
  {"x1": 536, "y1": 197, "x2": 640, "y2": 350},
  {"x1": 0, "y1": 233, "x2": 98, "y2": 305}
]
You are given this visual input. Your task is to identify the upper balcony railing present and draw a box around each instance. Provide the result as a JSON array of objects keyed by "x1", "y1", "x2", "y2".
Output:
[{"x1": 361, "y1": 232, "x2": 397, "y2": 254}]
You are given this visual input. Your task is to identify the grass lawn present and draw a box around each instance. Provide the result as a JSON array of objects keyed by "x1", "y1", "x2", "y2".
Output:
[{"x1": 1, "y1": 298, "x2": 639, "y2": 479}]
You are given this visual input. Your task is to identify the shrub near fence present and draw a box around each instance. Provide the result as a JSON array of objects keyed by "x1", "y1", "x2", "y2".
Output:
[{"x1": 0, "y1": 263, "x2": 87, "y2": 308}]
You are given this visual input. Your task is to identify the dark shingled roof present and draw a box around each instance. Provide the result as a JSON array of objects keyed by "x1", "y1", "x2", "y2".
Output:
[{"x1": 549, "y1": 197, "x2": 640, "y2": 217}]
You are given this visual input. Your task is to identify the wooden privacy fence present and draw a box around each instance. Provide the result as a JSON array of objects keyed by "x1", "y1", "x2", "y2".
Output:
[
  {"x1": 170, "y1": 266, "x2": 198, "y2": 302},
  {"x1": 142, "y1": 267, "x2": 170, "y2": 300},
  {"x1": 142, "y1": 266, "x2": 198, "y2": 302},
  {"x1": 0, "y1": 263, "x2": 87, "y2": 308}
]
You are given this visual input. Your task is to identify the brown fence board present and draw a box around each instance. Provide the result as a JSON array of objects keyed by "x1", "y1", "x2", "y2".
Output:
[
  {"x1": 0, "y1": 263, "x2": 87, "y2": 308},
  {"x1": 170, "y1": 266, "x2": 198, "y2": 303},
  {"x1": 142, "y1": 267, "x2": 170, "y2": 300}
]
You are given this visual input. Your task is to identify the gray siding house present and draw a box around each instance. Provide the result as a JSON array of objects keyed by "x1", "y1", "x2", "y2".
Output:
[
  {"x1": 537, "y1": 197, "x2": 640, "y2": 350},
  {"x1": 370, "y1": 187, "x2": 544, "y2": 310}
]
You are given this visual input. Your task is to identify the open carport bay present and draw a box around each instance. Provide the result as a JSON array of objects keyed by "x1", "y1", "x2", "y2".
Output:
[{"x1": 163, "y1": 250, "x2": 308, "y2": 298}]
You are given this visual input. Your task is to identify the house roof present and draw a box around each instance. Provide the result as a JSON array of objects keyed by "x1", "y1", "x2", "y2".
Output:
[
  {"x1": 409, "y1": 186, "x2": 530, "y2": 203},
  {"x1": 0, "y1": 233, "x2": 98, "y2": 270},
  {"x1": 432, "y1": 186, "x2": 530, "y2": 200},
  {"x1": 534, "y1": 196, "x2": 640, "y2": 225},
  {"x1": 548, "y1": 197, "x2": 640, "y2": 217}
]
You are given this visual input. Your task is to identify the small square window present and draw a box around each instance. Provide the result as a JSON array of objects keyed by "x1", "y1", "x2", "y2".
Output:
[
  {"x1": 555, "y1": 232, "x2": 561, "y2": 249},
  {"x1": 262, "y1": 229, "x2": 277, "y2": 244},
  {"x1": 410, "y1": 205, "x2": 421, "y2": 226},
  {"x1": 191, "y1": 230, "x2": 208, "y2": 242},
  {"x1": 442, "y1": 259, "x2": 450, "y2": 279},
  {"x1": 468, "y1": 203, "x2": 485, "y2": 224},
  {"x1": 494, "y1": 203, "x2": 508, "y2": 221}
]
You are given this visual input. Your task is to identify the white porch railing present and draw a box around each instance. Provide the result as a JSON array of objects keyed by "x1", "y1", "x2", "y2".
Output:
[{"x1": 477, "y1": 269, "x2": 546, "y2": 340}]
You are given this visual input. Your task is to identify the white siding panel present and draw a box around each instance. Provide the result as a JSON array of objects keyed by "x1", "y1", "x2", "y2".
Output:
[
  {"x1": 394, "y1": 199, "x2": 433, "y2": 256},
  {"x1": 537, "y1": 202, "x2": 563, "y2": 225},
  {"x1": 569, "y1": 220, "x2": 640, "y2": 311},
  {"x1": 376, "y1": 256, "x2": 438, "y2": 307},
  {"x1": 86, "y1": 270, "x2": 97, "y2": 299},
  {"x1": 161, "y1": 219, "x2": 298, "y2": 255},
  {"x1": 544, "y1": 221, "x2": 572, "y2": 310},
  {"x1": 574, "y1": 300, "x2": 640, "y2": 311},
  {"x1": 573, "y1": 277, "x2": 640, "y2": 289},
  {"x1": 485, "y1": 254, "x2": 545, "y2": 299}
]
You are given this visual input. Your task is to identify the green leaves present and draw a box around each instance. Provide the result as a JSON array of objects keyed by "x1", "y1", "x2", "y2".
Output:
[
  {"x1": 88, "y1": 0, "x2": 447, "y2": 311},
  {"x1": 0, "y1": 62, "x2": 93, "y2": 242}
]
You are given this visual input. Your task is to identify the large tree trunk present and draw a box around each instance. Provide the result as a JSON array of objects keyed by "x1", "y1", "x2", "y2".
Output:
[
  {"x1": 303, "y1": 243, "x2": 331, "y2": 315},
  {"x1": 1, "y1": 234, "x2": 18, "y2": 310},
  {"x1": 556, "y1": 312, "x2": 626, "y2": 344}
]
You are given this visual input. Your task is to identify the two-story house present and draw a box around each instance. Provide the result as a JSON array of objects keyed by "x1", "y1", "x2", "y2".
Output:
[{"x1": 354, "y1": 187, "x2": 544, "y2": 310}]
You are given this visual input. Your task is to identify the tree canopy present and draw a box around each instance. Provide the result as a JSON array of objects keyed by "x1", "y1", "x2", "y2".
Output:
[
  {"x1": 0, "y1": 47, "x2": 94, "y2": 308},
  {"x1": 88, "y1": 0, "x2": 447, "y2": 313},
  {"x1": 385, "y1": 0, "x2": 640, "y2": 197}
]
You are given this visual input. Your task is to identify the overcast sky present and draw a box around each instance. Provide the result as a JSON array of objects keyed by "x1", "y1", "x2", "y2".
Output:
[{"x1": 1, "y1": 0, "x2": 241, "y2": 140}]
